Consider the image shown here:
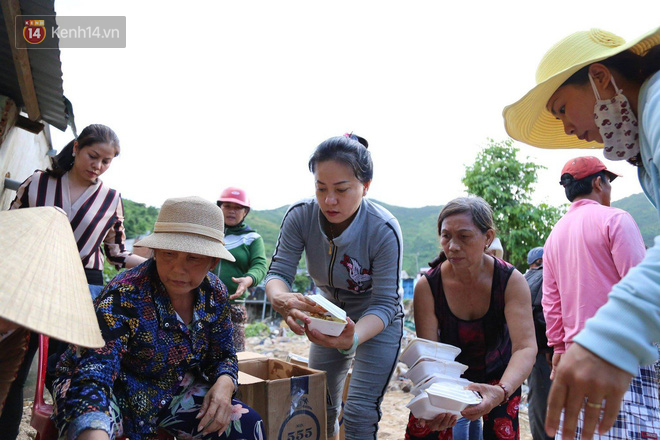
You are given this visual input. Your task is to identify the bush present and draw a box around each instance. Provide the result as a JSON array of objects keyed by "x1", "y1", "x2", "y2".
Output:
[{"x1": 245, "y1": 321, "x2": 269, "y2": 338}]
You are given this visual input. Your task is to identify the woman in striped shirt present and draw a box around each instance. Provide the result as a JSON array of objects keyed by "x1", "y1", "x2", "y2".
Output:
[
  {"x1": 11, "y1": 124, "x2": 146, "y2": 285},
  {"x1": 0, "y1": 124, "x2": 146, "y2": 439}
]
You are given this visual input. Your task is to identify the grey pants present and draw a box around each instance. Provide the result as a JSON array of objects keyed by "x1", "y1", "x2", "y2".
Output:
[
  {"x1": 527, "y1": 351, "x2": 553, "y2": 440},
  {"x1": 309, "y1": 318, "x2": 402, "y2": 440}
]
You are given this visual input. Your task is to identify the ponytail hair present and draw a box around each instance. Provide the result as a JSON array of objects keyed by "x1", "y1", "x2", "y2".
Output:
[{"x1": 47, "y1": 124, "x2": 120, "y2": 178}]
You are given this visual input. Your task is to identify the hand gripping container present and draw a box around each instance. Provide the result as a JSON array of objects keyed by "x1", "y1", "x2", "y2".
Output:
[
  {"x1": 405, "y1": 357, "x2": 468, "y2": 384},
  {"x1": 304, "y1": 294, "x2": 347, "y2": 337},
  {"x1": 426, "y1": 382, "x2": 482, "y2": 413},
  {"x1": 400, "y1": 338, "x2": 461, "y2": 367}
]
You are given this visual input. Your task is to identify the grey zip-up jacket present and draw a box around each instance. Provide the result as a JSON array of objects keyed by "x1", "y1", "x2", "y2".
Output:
[{"x1": 266, "y1": 198, "x2": 404, "y2": 327}]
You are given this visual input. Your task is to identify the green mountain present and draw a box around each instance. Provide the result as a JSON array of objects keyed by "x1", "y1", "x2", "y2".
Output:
[
  {"x1": 122, "y1": 199, "x2": 159, "y2": 239},
  {"x1": 116, "y1": 193, "x2": 660, "y2": 279},
  {"x1": 612, "y1": 193, "x2": 660, "y2": 247},
  {"x1": 244, "y1": 200, "x2": 443, "y2": 276}
]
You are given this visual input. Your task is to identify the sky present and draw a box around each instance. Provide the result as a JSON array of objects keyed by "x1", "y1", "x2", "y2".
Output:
[{"x1": 49, "y1": 0, "x2": 660, "y2": 210}]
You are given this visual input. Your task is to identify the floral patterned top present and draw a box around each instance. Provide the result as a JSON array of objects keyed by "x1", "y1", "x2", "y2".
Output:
[{"x1": 53, "y1": 259, "x2": 237, "y2": 438}]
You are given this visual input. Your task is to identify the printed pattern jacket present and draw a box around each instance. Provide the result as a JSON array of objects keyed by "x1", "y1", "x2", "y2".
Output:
[{"x1": 53, "y1": 260, "x2": 237, "y2": 438}]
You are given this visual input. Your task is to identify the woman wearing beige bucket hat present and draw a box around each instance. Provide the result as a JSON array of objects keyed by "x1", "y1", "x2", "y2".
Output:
[
  {"x1": 503, "y1": 27, "x2": 660, "y2": 439},
  {"x1": 0, "y1": 207, "x2": 104, "y2": 415},
  {"x1": 51, "y1": 196, "x2": 264, "y2": 440}
]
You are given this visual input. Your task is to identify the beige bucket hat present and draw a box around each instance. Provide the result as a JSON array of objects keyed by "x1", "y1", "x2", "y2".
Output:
[
  {"x1": 135, "y1": 196, "x2": 235, "y2": 261},
  {"x1": 0, "y1": 207, "x2": 104, "y2": 348},
  {"x1": 503, "y1": 27, "x2": 660, "y2": 150}
]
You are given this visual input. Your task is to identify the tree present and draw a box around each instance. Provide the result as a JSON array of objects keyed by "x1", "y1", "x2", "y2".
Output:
[
  {"x1": 293, "y1": 273, "x2": 311, "y2": 293},
  {"x1": 462, "y1": 139, "x2": 564, "y2": 271}
]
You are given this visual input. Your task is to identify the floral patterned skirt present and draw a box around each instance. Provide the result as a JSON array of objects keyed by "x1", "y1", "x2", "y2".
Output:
[
  {"x1": 405, "y1": 388, "x2": 521, "y2": 440},
  {"x1": 54, "y1": 372, "x2": 264, "y2": 440}
]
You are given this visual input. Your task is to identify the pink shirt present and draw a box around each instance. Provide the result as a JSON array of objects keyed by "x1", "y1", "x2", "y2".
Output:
[{"x1": 542, "y1": 199, "x2": 645, "y2": 353}]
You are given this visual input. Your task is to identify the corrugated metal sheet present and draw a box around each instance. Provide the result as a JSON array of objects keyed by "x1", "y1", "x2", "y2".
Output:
[{"x1": 0, "y1": 0, "x2": 68, "y2": 131}]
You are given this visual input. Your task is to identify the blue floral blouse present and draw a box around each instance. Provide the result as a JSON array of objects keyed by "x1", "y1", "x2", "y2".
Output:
[{"x1": 53, "y1": 259, "x2": 237, "y2": 438}]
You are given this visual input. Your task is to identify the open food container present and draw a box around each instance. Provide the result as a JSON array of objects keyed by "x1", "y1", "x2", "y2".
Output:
[
  {"x1": 304, "y1": 294, "x2": 347, "y2": 337},
  {"x1": 400, "y1": 338, "x2": 461, "y2": 367},
  {"x1": 426, "y1": 382, "x2": 482, "y2": 412},
  {"x1": 410, "y1": 373, "x2": 472, "y2": 396},
  {"x1": 405, "y1": 357, "x2": 468, "y2": 384},
  {"x1": 406, "y1": 391, "x2": 450, "y2": 419}
]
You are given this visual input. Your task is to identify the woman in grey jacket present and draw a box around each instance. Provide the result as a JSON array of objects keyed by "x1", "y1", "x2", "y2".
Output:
[{"x1": 265, "y1": 134, "x2": 404, "y2": 440}]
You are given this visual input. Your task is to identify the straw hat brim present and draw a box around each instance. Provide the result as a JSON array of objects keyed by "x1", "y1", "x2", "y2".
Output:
[
  {"x1": 0, "y1": 207, "x2": 104, "y2": 348},
  {"x1": 135, "y1": 232, "x2": 236, "y2": 262},
  {"x1": 503, "y1": 27, "x2": 660, "y2": 150}
]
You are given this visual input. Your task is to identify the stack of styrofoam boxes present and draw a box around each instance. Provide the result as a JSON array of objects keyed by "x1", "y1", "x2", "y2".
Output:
[{"x1": 401, "y1": 338, "x2": 482, "y2": 419}]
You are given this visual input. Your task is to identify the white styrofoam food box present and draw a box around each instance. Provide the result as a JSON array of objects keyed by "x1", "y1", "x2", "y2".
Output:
[
  {"x1": 304, "y1": 294, "x2": 347, "y2": 337},
  {"x1": 426, "y1": 382, "x2": 482, "y2": 412},
  {"x1": 400, "y1": 338, "x2": 461, "y2": 367},
  {"x1": 405, "y1": 357, "x2": 469, "y2": 384},
  {"x1": 406, "y1": 391, "x2": 449, "y2": 419},
  {"x1": 410, "y1": 373, "x2": 472, "y2": 396}
]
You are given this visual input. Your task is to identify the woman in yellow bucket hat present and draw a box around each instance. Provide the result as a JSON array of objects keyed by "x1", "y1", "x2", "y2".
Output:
[{"x1": 503, "y1": 27, "x2": 660, "y2": 440}]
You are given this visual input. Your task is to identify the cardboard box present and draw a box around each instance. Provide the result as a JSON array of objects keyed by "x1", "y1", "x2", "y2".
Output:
[
  {"x1": 237, "y1": 351, "x2": 268, "y2": 362},
  {"x1": 285, "y1": 352, "x2": 309, "y2": 367},
  {"x1": 238, "y1": 358, "x2": 327, "y2": 440},
  {"x1": 338, "y1": 370, "x2": 351, "y2": 440},
  {"x1": 284, "y1": 353, "x2": 351, "y2": 440}
]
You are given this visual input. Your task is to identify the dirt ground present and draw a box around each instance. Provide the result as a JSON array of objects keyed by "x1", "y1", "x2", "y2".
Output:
[{"x1": 17, "y1": 329, "x2": 533, "y2": 439}]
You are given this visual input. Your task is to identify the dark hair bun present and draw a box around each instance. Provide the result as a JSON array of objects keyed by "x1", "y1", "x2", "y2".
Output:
[
  {"x1": 355, "y1": 135, "x2": 368, "y2": 148},
  {"x1": 344, "y1": 133, "x2": 369, "y2": 149},
  {"x1": 559, "y1": 173, "x2": 575, "y2": 187}
]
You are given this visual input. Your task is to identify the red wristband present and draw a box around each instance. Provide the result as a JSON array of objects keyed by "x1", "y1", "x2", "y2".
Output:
[{"x1": 496, "y1": 382, "x2": 509, "y2": 404}]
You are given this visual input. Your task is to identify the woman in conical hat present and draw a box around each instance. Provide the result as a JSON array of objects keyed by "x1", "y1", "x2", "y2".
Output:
[
  {"x1": 51, "y1": 197, "x2": 264, "y2": 440},
  {"x1": 0, "y1": 207, "x2": 104, "y2": 415},
  {"x1": 503, "y1": 27, "x2": 660, "y2": 439}
]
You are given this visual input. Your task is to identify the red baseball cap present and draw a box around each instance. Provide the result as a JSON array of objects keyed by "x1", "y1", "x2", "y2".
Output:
[
  {"x1": 217, "y1": 187, "x2": 250, "y2": 208},
  {"x1": 560, "y1": 156, "x2": 621, "y2": 186}
]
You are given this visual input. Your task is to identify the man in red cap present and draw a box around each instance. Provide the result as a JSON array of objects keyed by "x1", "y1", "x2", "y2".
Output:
[{"x1": 541, "y1": 156, "x2": 660, "y2": 438}]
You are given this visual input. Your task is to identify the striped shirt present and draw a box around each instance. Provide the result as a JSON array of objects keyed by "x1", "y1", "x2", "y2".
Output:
[{"x1": 11, "y1": 170, "x2": 130, "y2": 271}]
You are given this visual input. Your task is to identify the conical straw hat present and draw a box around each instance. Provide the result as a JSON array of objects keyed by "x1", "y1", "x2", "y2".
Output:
[{"x1": 0, "y1": 207, "x2": 104, "y2": 348}]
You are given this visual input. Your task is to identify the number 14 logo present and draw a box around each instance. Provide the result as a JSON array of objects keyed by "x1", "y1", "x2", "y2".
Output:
[{"x1": 23, "y1": 20, "x2": 46, "y2": 44}]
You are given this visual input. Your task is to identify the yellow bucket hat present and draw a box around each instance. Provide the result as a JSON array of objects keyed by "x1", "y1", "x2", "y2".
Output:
[{"x1": 503, "y1": 27, "x2": 660, "y2": 150}]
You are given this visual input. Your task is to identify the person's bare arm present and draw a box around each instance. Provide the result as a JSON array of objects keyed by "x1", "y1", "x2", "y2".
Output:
[
  {"x1": 413, "y1": 276, "x2": 439, "y2": 341},
  {"x1": 463, "y1": 270, "x2": 537, "y2": 420}
]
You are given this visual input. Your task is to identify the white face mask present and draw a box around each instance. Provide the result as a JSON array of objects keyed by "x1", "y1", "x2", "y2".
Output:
[{"x1": 589, "y1": 74, "x2": 639, "y2": 161}]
